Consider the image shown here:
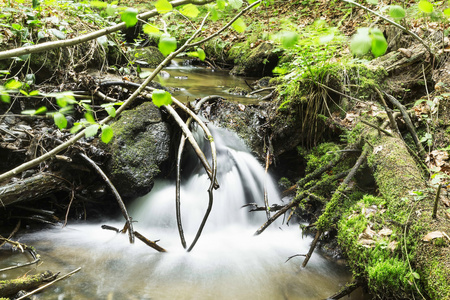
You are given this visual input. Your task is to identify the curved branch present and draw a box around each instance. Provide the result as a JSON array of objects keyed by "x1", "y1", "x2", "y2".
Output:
[{"x1": 0, "y1": 0, "x2": 214, "y2": 60}]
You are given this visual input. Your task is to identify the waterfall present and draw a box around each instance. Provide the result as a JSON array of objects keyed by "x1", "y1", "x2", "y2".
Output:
[{"x1": 18, "y1": 124, "x2": 358, "y2": 300}]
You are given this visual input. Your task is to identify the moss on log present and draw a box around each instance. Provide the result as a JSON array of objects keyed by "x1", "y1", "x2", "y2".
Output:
[{"x1": 0, "y1": 271, "x2": 56, "y2": 298}]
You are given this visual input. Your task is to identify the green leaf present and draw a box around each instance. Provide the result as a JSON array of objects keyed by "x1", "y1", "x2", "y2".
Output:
[
  {"x1": 370, "y1": 28, "x2": 388, "y2": 57},
  {"x1": 49, "y1": 28, "x2": 66, "y2": 40},
  {"x1": 143, "y1": 24, "x2": 160, "y2": 34},
  {"x1": 155, "y1": 0, "x2": 173, "y2": 14},
  {"x1": 279, "y1": 31, "x2": 299, "y2": 48},
  {"x1": 158, "y1": 34, "x2": 177, "y2": 56},
  {"x1": 350, "y1": 28, "x2": 372, "y2": 56},
  {"x1": 106, "y1": 5, "x2": 116, "y2": 16},
  {"x1": 21, "y1": 109, "x2": 37, "y2": 115},
  {"x1": 412, "y1": 272, "x2": 420, "y2": 280},
  {"x1": 121, "y1": 8, "x2": 138, "y2": 28},
  {"x1": 101, "y1": 125, "x2": 114, "y2": 143},
  {"x1": 229, "y1": 0, "x2": 243, "y2": 9},
  {"x1": 29, "y1": 90, "x2": 40, "y2": 96},
  {"x1": 70, "y1": 124, "x2": 83, "y2": 134},
  {"x1": 55, "y1": 93, "x2": 76, "y2": 108},
  {"x1": 444, "y1": 8, "x2": 450, "y2": 16},
  {"x1": 90, "y1": 0, "x2": 108, "y2": 8},
  {"x1": 85, "y1": 112, "x2": 96, "y2": 124},
  {"x1": 180, "y1": 4, "x2": 199, "y2": 18},
  {"x1": 35, "y1": 106, "x2": 47, "y2": 114},
  {"x1": 97, "y1": 35, "x2": 108, "y2": 47},
  {"x1": 231, "y1": 18, "x2": 247, "y2": 33},
  {"x1": 418, "y1": 0, "x2": 433, "y2": 13},
  {"x1": 366, "y1": 0, "x2": 377, "y2": 4},
  {"x1": 389, "y1": 5, "x2": 406, "y2": 20},
  {"x1": 4, "y1": 79, "x2": 22, "y2": 90},
  {"x1": 0, "y1": 87, "x2": 10, "y2": 103},
  {"x1": 105, "y1": 105, "x2": 116, "y2": 117},
  {"x1": 32, "y1": 0, "x2": 40, "y2": 9},
  {"x1": 152, "y1": 89, "x2": 172, "y2": 107},
  {"x1": 139, "y1": 71, "x2": 152, "y2": 79},
  {"x1": 197, "y1": 48, "x2": 206, "y2": 60},
  {"x1": 54, "y1": 112, "x2": 67, "y2": 129},
  {"x1": 25, "y1": 73, "x2": 35, "y2": 85},
  {"x1": 209, "y1": 6, "x2": 219, "y2": 21},
  {"x1": 85, "y1": 124, "x2": 100, "y2": 138},
  {"x1": 216, "y1": 0, "x2": 226, "y2": 10}
]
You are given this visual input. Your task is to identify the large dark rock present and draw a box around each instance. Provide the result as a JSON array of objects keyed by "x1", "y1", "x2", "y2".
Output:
[{"x1": 104, "y1": 101, "x2": 171, "y2": 199}]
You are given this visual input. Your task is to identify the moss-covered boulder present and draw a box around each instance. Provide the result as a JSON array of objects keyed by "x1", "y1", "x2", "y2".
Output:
[
  {"x1": 104, "y1": 101, "x2": 171, "y2": 199},
  {"x1": 229, "y1": 42, "x2": 280, "y2": 77}
]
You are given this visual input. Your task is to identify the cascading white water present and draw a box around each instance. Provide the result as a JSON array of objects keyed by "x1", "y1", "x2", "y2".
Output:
[{"x1": 16, "y1": 124, "x2": 365, "y2": 300}]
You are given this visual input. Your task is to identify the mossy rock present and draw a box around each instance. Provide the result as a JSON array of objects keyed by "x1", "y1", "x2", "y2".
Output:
[
  {"x1": 128, "y1": 46, "x2": 165, "y2": 67},
  {"x1": 229, "y1": 42, "x2": 280, "y2": 77},
  {"x1": 104, "y1": 101, "x2": 171, "y2": 199}
]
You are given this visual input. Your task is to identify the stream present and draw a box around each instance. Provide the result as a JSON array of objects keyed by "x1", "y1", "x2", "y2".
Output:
[{"x1": 2, "y1": 63, "x2": 370, "y2": 300}]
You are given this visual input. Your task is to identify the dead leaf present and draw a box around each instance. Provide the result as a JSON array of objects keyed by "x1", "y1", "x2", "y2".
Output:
[
  {"x1": 422, "y1": 231, "x2": 447, "y2": 242},
  {"x1": 359, "y1": 239, "x2": 376, "y2": 248},
  {"x1": 359, "y1": 225, "x2": 376, "y2": 239},
  {"x1": 388, "y1": 241, "x2": 398, "y2": 252},
  {"x1": 378, "y1": 228, "x2": 393, "y2": 236}
]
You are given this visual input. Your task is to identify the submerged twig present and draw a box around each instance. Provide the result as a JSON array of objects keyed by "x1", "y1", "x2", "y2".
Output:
[{"x1": 79, "y1": 153, "x2": 135, "y2": 244}]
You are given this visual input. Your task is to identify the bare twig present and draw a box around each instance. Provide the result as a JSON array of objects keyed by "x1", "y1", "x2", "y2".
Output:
[
  {"x1": 134, "y1": 231, "x2": 167, "y2": 252},
  {"x1": 15, "y1": 268, "x2": 82, "y2": 300},
  {"x1": 80, "y1": 153, "x2": 135, "y2": 244}
]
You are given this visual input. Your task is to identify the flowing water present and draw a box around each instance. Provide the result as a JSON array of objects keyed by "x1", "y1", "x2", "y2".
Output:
[
  {"x1": 4, "y1": 124, "x2": 370, "y2": 300},
  {"x1": 2, "y1": 65, "x2": 371, "y2": 299}
]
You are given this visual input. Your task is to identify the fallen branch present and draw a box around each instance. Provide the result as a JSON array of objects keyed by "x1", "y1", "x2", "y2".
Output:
[
  {"x1": 327, "y1": 281, "x2": 360, "y2": 300},
  {"x1": 302, "y1": 146, "x2": 369, "y2": 267},
  {"x1": 0, "y1": 237, "x2": 40, "y2": 273},
  {"x1": 79, "y1": 153, "x2": 135, "y2": 244},
  {"x1": 134, "y1": 231, "x2": 167, "y2": 253},
  {"x1": 0, "y1": 271, "x2": 57, "y2": 298},
  {"x1": 384, "y1": 92, "x2": 426, "y2": 158},
  {"x1": 0, "y1": 0, "x2": 214, "y2": 60},
  {"x1": 360, "y1": 119, "x2": 393, "y2": 137},
  {"x1": 15, "y1": 268, "x2": 81, "y2": 300}
]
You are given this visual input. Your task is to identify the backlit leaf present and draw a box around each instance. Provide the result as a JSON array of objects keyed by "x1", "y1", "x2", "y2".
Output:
[
  {"x1": 180, "y1": 4, "x2": 199, "y2": 18},
  {"x1": 4, "y1": 79, "x2": 22, "y2": 90},
  {"x1": 35, "y1": 106, "x2": 47, "y2": 114},
  {"x1": 29, "y1": 90, "x2": 40, "y2": 96},
  {"x1": 366, "y1": 0, "x2": 377, "y2": 4},
  {"x1": 216, "y1": 0, "x2": 226, "y2": 10},
  {"x1": 121, "y1": 8, "x2": 138, "y2": 28},
  {"x1": 101, "y1": 125, "x2": 114, "y2": 143},
  {"x1": 350, "y1": 28, "x2": 372, "y2": 56},
  {"x1": 105, "y1": 105, "x2": 116, "y2": 117},
  {"x1": 85, "y1": 124, "x2": 100, "y2": 138},
  {"x1": 152, "y1": 89, "x2": 172, "y2": 107},
  {"x1": 155, "y1": 0, "x2": 173, "y2": 14},
  {"x1": 209, "y1": 6, "x2": 219, "y2": 21},
  {"x1": 389, "y1": 5, "x2": 406, "y2": 20},
  {"x1": 0, "y1": 87, "x2": 10, "y2": 103},
  {"x1": 158, "y1": 34, "x2": 177, "y2": 56},
  {"x1": 197, "y1": 48, "x2": 206, "y2": 61},
  {"x1": 231, "y1": 18, "x2": 246, "y2": 33},
  {"x1": 54, "y1": 112, "x2": 67, "y2": 129},
  {"x1": 279, "y1": 31, "x2": 299, "y2": 48},
  {"x1": 418, "y1": 0, "x2": 433, "y2": 13},
  {"x1": 444, "y1": 8, "x2": 450, "y2": 16},
  {"x1": 229, "y1": 0, "x2": 243, "y2": 9},
  {"x1": 370, "y1": 28, "x2": 388, "y2": 57},
  {"x1": 70, "y1": 124, "x2": 83, "y2": 134},
  {"x1": 143, "y1": 24, "x2": 160, "y2": 34},
  {"x1": 85, "y1": 112, "x2": 96, "y2": 124}
]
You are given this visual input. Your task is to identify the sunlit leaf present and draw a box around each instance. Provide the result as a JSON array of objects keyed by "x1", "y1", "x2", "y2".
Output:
[
  {"x1": 105, "y1": 105, "x2": 116, "y2": 117},
  {"x1": 5, "y1": 79, "x2": 22, "y2": 90},
  {"x1": 21, "y1": 109, "x2": 37, "y2": 115},
  {"x1": 229, "y1": 0, "x2": 243, "y2": 9},
  {"x1": 70, "y1": 124, "x2": 83, "y2": 134},
  {"x1": 155, "y1": 0, "x2": 173, "y2": 14},
  {"x1": 444, "y1": 8, "x2": 450, "y2": 16},
  {"x1": 152, "y1": 89, "x2": 172, "y2": 107},
  {"x1": 121, "y1": 8, "x2": 138, "y2": 28},
  {"x1": 350, "y1": 28, "x2": 372, "y2": 56},
  {"x1": 54, "y1": 112, "x2": 67, "y2": 129},
  {"x1": 106, "y1": 5, "x2": 116, "y2": 16},
  {"x1": 418, "y1": 0, "x2": 433, "y2": 13},
  {"x1": 49, "y1": 28, "x2": 66, "y2": 39},
  {"x1": 29, "y1": 90, "x2": 39, "y2": 96},
  {"x1": 97, "y1": 35, "x2": 108, "y2": 47},
  {"x1": 143, "y1": 24, "x2": 160, "y2": 34},
  {"x1": 90, "y1": 0, "x2": 108, "y2": 8},
  {"x1": 209, "y1": 6, "x2": 219, "y2": 21},
  {"x1": 35, "y1": 106, "x2": 47, "y2": 114},
  {"x1": 197, "y1": 48, "x2": 206, "y2": 61},
  {"x1": 85, "y1": 124, "x2": 100, "y2": 138},
  {"x1": 101, "y1": 125, "x2": 114, "y2": 143},
  {"x1": 180, "y1": 4, "x2": 199, "y2": 18},
  {"x1": 278, "y1": 31, "x2": 299, "y2": 48},
  {"x1": 370, "y1": 28, "x2": 388, "y2": 57},
  {"x1": 216, "y1": 0, "x2": 226, "y2": 10},
  {"x1": 366, "y1": 0, "x2": 377, "y2": 4},
  {"x1": 389, "y1": 5, "x2": 406, "y2": 20},
  {"x1": 85, "y1": 112, "x2": 96, "y2": 124},
  {"x1": 158, "y1": 34, "x2": 177, "y2": 56},
  {"x1": 32, "y1": 0, "x2": 40, "y2": 9},
  {"x1": 231, "y1": 18, "x2": 246, "y2": 33},
  {"x1": 55, "y1": 93, "x2": 76, "y2": 108}
]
